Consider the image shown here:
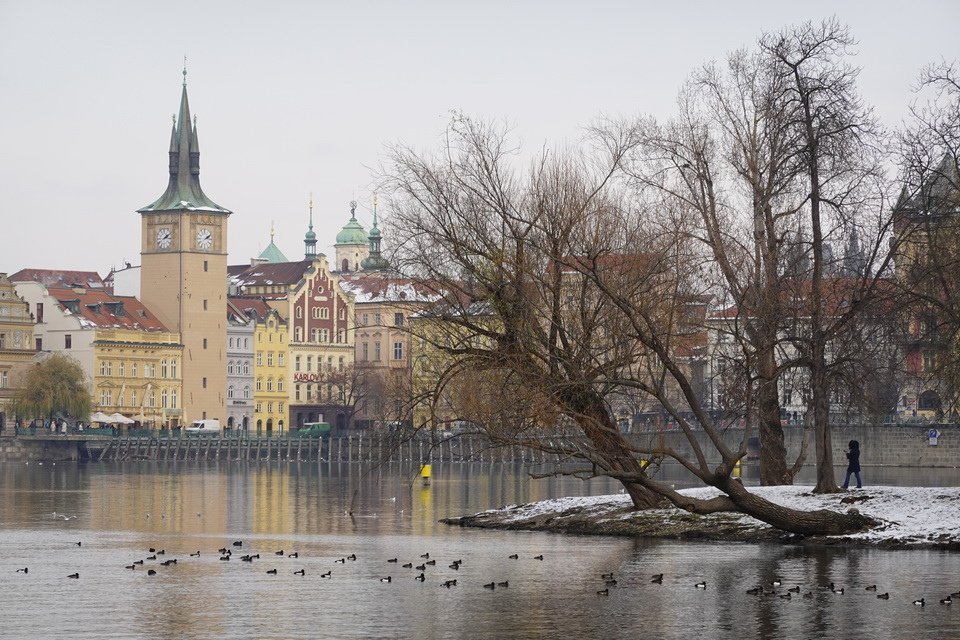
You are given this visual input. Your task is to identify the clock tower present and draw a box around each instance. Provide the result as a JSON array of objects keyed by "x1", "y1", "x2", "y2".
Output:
[{"x1": 138, "y1": 71, "x2": 231, "y2": 426}]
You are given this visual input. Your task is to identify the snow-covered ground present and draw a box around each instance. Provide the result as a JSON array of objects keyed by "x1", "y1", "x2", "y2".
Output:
[{"x1": 454, "y1": 486, "x2": 960, "y2": 547}]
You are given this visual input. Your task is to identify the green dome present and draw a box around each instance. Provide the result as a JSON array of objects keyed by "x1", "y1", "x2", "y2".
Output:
[
  {"x1": 304, "y1": 229, "x2": 317, "y2": 241},
  {"x1": 258, "y1": 240, "x2": 288, "y2": 263},
  {"x1": 335, "y1": 216, "x2": 368, "y2": 245}
]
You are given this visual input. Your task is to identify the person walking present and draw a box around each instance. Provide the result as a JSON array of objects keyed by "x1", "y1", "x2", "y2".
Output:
[{"x1": 843, "y1": 439, "x2": 862, "y2": 489}]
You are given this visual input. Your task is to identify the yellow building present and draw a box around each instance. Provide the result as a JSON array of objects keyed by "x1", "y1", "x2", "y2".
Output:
[
  {"x1": 137, "y1": 77, "x2": 231, "y2": 426},
  {"x1": 0, "y1": 273, "x2": 36, "y2": 431},
  {"x1": 253, "y1": 307, "x2": 289, "y2": 434}
]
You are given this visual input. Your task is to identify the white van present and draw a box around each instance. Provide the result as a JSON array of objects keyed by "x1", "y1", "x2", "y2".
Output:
[{"x1": 185, "y1": 419, "x2": 221, "y2": 435}]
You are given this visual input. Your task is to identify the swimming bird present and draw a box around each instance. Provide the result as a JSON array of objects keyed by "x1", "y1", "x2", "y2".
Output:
[
  {"x1": 335, "y1": 558, "x2": 346, "y2": 564},
  {"x1": 772, "y1": 579, "x2": 782, "y2": 587},
  {"x1": 695, "y1": 582, "x2": 707, "y2": 589},
  {"x1": 497, "y1": 581, "x2": 509, "y2": 588},
  {"x1": 321, "y1": 571, "x2": 332, "y2": 578},
  {"x1": 147, "y1": 569, "x2": 157, "y2": 576},
  {"x1": 779, "y1": 593, "x2": 791, "y2": 600},
  {"x1": 508, "y1": 554, "x2": 519, "y2": 559},
  {"x1": 651, "y1": 574, "x2": 664, "y2": 584},
  {"x1": 161, "y1": 559, "x2": 177, "y2": 566},
  {"x1": 146, "y1": 555, "x2": 157, "y2": 561},
  {"x1": 149, "y1": 548, "x2": 157, "y2": 553},
  {"x1": 16, "y1": 568, "x2": 28, "y2": 574},
  {"x1": 347, "y1": 554, "x2": 357, "y2": 561},
  {"x1": 788, "y1": 586, "x2": 800, "y2": 593},
  {"x1": 597, "y1": 588, "x2": 609, "y2": 596},
  {"x1": 415, "y1": 573, "x2": 426, "y2": 582},
  {"x1": 275, "y1": 550, "x2": 284, "y2": 556},
  {"x1": 940, "y1": 596, "x2": 952, "y2": 605},
  {"x1": 387, "y1": 558, "x2": 398, "y2": 563},
  {"x1": 449, "y1": 564, "x2": 460, "y2": 570},
  {"x1": 605, "y1": 579, "x2": 617, "y2": 587},
  {"x1": 415, "y1": 564, "x2": 426, "y2": 571},
  {"x1": 232, "y1": 541, "x2": 242, "y2": 547},
  {"x1": 425, "y1": 560, "x2": 436, "y2": 566},
  {"x1": 75, "y1": 542, "x2": 82, "y2": 547},
  {"x1": 294, "y1": 569, "x2": 305, "y2": 576},
  {"x1": 190, "y1": 551, "x2": 200, "y2": 557},
  {"x1": 402, "y1": 563, "x2": 413, "y2": 569},
  {"x1": 219, "y1": 556, "x2": 230, "y2": 561},
  {"x1": 288, "y1": 552, "x2": 299, "y2": 558},
  {"x1": 68, "y1": 573, "x2": 79, "y2": 579},
  {"x1": 380, "y1": 577, "x2": 392, "y2": 583},
  {"x1": 157, "y1": 550, "x2": 165, "y2": 555},
  {"x1": 442, "y1": 580, "x2": 457, "y2": 588},
  {"x1": 913, "y1": 598, "x2": 925, "y2": 607},
  {"x1": 746, "y1": 587, "x2": 763, "y2": 595},
  {"x1": 803, "y1": 592, "x2": 813, "y2": 598},
  {"x1": 832, "y1": 586, "x2": 845, "y2": 595},
  {"x1": 951, "y1": 591, "x2": 960, "y2": 598},
  {"x1": 483, "y1": 582, "x2": 495, "y2": 590},
  {"x1": 241, "y1": 555, "x2": 253, "y2": 562},
  {"x1": 125, "y1": 565, "x2": 135, "y2": 570},
  {"x1": 877, "y1": 593, "x2": 890, "y2": 599},
  {"x1": 534, "y1": 555, "x2": 544, "y2": 560},
  {"x1": 133, "y1": 560, "x2": 144, "y2": 565},
  {"x1": 266, "y1": 569, "x2": 277, "y2": 575},
  {"x1": 420, "y1": 553, "x2": 430, "y2": 559},
  {"x1": 865, "y1": 585, "x2": 877, "y2": 591}
]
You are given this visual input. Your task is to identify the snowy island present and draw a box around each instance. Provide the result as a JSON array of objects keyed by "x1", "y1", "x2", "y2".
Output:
[{"x1": 442, "y1": 486, "x2": 960, "y2": 550}]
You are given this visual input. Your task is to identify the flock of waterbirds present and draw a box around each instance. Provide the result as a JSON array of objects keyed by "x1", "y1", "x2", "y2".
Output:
[{"x1": 14, "y1": 539, "x2": 960, "y2": 607}]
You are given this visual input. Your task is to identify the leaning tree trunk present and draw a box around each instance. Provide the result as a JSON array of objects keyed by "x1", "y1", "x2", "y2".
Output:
[
  {"x1": 571, "y1": 390, "x2": 662, "y2": 509},
  {"x1": 719, "y1": 476, "x2": 872, "y2": 535}
]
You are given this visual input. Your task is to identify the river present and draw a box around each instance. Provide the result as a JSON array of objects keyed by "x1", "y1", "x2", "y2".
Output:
[{"x1": 0, "y1": 461, "x2": 957, "y2": 639}]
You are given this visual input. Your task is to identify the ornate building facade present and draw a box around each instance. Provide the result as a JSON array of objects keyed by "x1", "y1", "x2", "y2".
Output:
[{"x1": 0, "y1": 273, "x2": 36, "y2": 432}]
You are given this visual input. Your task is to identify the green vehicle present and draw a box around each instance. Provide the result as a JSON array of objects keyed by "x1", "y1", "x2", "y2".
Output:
[{"x1": 296, "y1": 422, "x2": 331, "y2": 438}]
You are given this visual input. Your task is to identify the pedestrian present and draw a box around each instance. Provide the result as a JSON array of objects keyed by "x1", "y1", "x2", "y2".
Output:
[{"x1": 842, "y1": 439, "x2": 862, "y2": 489}]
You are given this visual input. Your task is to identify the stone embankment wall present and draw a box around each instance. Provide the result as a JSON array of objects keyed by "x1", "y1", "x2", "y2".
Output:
[
  {"x1": 0, "y1": 437, "x2": 80, "y2": 462},
  {"x1": 624, "y1": 424, "x2": 958, "y2": 468}
]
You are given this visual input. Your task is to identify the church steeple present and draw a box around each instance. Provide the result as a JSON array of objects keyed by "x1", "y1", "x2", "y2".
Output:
[
  {"x1": 360, "y1": 195, "x2": 390, "y2": 271},
  {"x1": 138, "y1": 68, "x2": 230, "y2": 214},
  {"x1": 304, "y1": 194, "x2": 317, "y2": 259}
]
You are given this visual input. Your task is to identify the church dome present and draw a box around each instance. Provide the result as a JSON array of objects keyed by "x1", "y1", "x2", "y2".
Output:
[{"x1": 335, "y1": 217, "x2": 367, "y2": 245}]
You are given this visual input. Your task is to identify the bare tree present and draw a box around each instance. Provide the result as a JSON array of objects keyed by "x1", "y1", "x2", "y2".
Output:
[{"x1": 381, "y1": 115, "x2": 874, "y2": 534}]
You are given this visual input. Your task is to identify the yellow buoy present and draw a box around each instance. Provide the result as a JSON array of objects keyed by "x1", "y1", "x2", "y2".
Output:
[{"x1": 420, "y1": 464, "x2": 432, "y2": 487}]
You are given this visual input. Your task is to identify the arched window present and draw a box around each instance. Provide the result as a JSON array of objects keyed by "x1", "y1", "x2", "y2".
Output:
[
  {"x1": 243, "y1": 385, "x2": 250, "y2": 399},
  {"x1": 243, "y1": 362, "x2": 250, "y2": 375},
  {"x1": 161, "y1": 359, "x2": 168, "y2": 378},
  {"x1": 228, "y1": 360, "x2": 235, "y2": 375},
  {"x1": 228, "y1": 385, "x2": 235, "y2": 399},
  {"x1": 171, "y1": 389, "x2": 177, "y2": 408},
  {"x1": 267, "y1": 377, "x2": 273, "y2": 392},
  {"x1": 277, "y1": 378, "x2": 284, "y2": 392},
  {"x1": 161, "y1": 388, "x2": 169, "y2": 408},
  {"x1": 256, "y1": 377, "x2": 263, "y2": 392},
  {"x1": 170, "y1": 359, "x2": 178, "y2": 378}
]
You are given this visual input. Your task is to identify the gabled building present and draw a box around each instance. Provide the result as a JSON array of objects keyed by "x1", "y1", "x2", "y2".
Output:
[
  {"x1": 12, "y1": 279, "x2": 182, "y2": 426},
  {"x1": 226, "y1": 298, "x2": 257, "y2": 430}
]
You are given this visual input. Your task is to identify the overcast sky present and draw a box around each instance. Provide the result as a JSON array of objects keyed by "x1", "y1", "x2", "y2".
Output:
[{"x1": 1, "y1": 1, "x2": 957, "y2": 275}]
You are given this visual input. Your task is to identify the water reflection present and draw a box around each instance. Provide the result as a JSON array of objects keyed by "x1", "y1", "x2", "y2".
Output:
[{"x1": 0, "y1": 462, "x2": 957, "y2": 640}]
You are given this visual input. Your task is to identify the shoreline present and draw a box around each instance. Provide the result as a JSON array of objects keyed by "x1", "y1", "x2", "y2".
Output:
[{"x1": 441, "y1": 485, "x2": 960, "y2": 551}]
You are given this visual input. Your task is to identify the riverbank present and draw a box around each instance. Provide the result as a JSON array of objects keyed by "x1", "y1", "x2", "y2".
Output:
[{"x1": 441, "y1": 485, "x2": 960, "y2": 550}]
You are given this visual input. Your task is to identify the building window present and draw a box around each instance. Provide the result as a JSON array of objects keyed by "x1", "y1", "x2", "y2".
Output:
[
  {"x1": 267, "y1": 402, "x2": 273, "y2": 414},
  {"x1": 65, "y1": 334, "x2": 72, "y2": 349},
  {"x1": 0, "y1": 371, "x2": 7, "y2": 388},
  {"x1": 394, "y1": 342, "x2": 404, "y2": 360},
  {"x1": 244, "y1": 338, "x2": 249, "y2": 349},
  {"x1": 228, "y1": 360, "x2": 235, "y2": 375},
  {"x1": 203, "y1": 338, "x2": 208, "y2": 349},
  {"x1": 243, "y1": 386, "x2": 250, "y2": 399},
  {"x1": 296, "y1": 307, "x2": 303, "y2": 319},
  {"x1": 362, "y1": 314, "x2": 369, "y2": 326},
  {"x1": 327, "y1": 356, "x2": 333, "y2": 372},
  {"x1": 320, "y1": 308, "x2": 329, "y2": 319},
  {"x1": 161, "y1": 389, "x2": 169, "y2": 409},
  {"x1": 339, "y1": 308, "x2": 346, "y2": 320},
  {"x1": 362, "y1": 342, "x2": 368, "y2": 361},
  {"x1": 307, "y1": 385, "x2": 313, "y2": 401},
  {"x1": 161, "y1": 359, "x2": 168, "y2": 378},
  {"x1": 171, "y1": 389, "x2": 177, "y2": 408},
  {"x1": 394, "y1": 313, "x2": 404, "y2": 327},
  {"x1": 336, "y1": 330, "x2": 343, "y2": 344},
  {"x1": 36, "y1": 302, "x2": 44, "y2": 323},
  {"x1": 278, "y1": 402, "x2": 284, "y2": 413},
  {"x1": 306, "y1": 356, "x2": 313, "y2": 371},
  {"x1": 256, "y1": 402, "x2": 262, "y2": 414},
  {"x1": 320, "y1": 329, "x2": 329, "y2": 342},
  {"x1": 118, "y1": 362, "x2": 124, "y2": 377},
  {"x1": 374, "y1": 342, "x2": 381, "y2": 361},
  {"x1": 228, "y1": 385, "x2": 235, "y2": 399},
  {"x1": 204, "y1": 260, "x2": 208, "y2": 272},
  {"x1": 267, "y1": 352, "x2": 274, "y2": 367},
  {"x1": 338, "y1": 356, "x2": 344, "y2": 371},
  {"x1": 117, "y1": 391, "x2": 124, "y2": 407},
  {"x1": 229, "y1": 337, "x2": 234, "y2": 348},
  {"x1": 295, "y1": 356, "x2": 301, "y2": 372},
  {"x1": 148, "y1": 390, "x2": 156, "y2": 407},
  {"x1": 203, "y1": 299, "x2": 208, "y2": 311},
  {"x1": 131, "y1": 362, "x2": 137, "y2": 377},
  {"x1": 202, "y1": 377, "x2": 207, "y2": 389},
  {"x1": 295, "y1": 327, "x2": 303, "y2": 342},
  {"x1": 256, "y1": 378, "x2": 263, "y2": 392},
  {"x1": 256, "y1": 352, "x2": 263, "y2": 366},
  {"x1": 311, "y1": 328, "x2": 320, "y2": 342},
  {"x1": 278, "y1": 353, "x2": 284, "y2": 367},
  {"x1": 277, "y1": 378, "x2": 284, "y2": 392},
  {"x1": 295, "y1": 385, "x2": 301, "y2": 401},
  {"x1": 131, "y1": 390, "x2": 137, "y2": 407},
  {"x1": 243, "y1": 362, "x2": 250, "y2": 375},
  {"x1": 374, "y1": 313, "x2": 382, "y2": 325},
  {"x1": 312, "y1": 307, "x2": 320, "y2": 319},
  {"x1": 267, "y1": 377, "x2": 274, "y2": 392}
]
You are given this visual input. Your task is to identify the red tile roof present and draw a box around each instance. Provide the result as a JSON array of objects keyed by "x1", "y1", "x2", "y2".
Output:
[
  {"x1": 10, "y1": 268, "x2": 105, "y2": 289},
  {"x1": 47, "y1": 288, "x2": 168, "y2": 332}
]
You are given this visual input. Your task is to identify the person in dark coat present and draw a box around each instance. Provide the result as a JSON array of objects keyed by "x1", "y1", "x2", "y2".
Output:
[{"x1": 842, "y1": 439, "x2": 862, "y2": 489}]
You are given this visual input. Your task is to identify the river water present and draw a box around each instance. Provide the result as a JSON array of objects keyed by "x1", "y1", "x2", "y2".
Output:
[{"x1": 0, "y1": 461, "x2": 957, "y2": 639}]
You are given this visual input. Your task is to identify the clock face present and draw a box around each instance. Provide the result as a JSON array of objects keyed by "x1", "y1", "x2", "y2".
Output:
[
  {"x1": 156, "y1": 227, "x2": 172, "y2": 249},
  {"x1": 196, "y1": 228, "x2": 213, "y2": 250}
]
